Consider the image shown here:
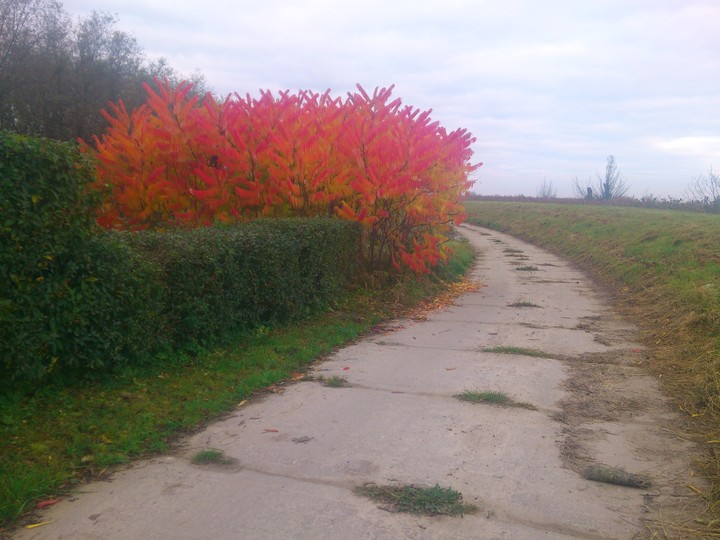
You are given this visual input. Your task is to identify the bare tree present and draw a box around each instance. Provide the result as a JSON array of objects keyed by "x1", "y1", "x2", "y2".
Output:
[
  {"x1": 0, "y1": 0, "x2": 67, "y2": 132},
  {"x1": 571, "y1": 176, "x2": 594, "y2": 199},
  {"x1": 571, "y1": 155, "x2": 630, "y2": 199},
  {"x1": 536, "y1": 177, "x2": 556, "y2": 199},
  {"x1": 685, "y1": 168, "x2": 720, "y2": 210},
  {"x1": 0, "y1": 1, "x2": 207, "y2": 141}
]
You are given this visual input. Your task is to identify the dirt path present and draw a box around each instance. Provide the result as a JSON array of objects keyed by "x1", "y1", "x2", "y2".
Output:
[{"x1": 14, "y1": 224, "x2": 700, "y2": 539}]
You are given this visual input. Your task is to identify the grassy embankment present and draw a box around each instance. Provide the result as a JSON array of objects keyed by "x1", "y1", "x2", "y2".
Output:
[
  {"x1": 0, "y1": 240, "x2": 474, "y2": 529},
  {"x1": 465, "y1": 201, "x2": 720, "y2": 507}
]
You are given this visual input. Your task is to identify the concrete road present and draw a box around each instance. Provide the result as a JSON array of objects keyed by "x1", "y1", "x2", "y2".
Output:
[{"x1": 14, "y1": 224, "x2": 700, "y2": 539}]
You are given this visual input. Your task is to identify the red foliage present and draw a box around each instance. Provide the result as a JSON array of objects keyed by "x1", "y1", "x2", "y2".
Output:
[{"x1": 85, "y1": 80, "x2": 481, "y2": 272}]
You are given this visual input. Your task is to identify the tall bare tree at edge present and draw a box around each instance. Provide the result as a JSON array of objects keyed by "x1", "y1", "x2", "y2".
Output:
[{"x1": 572, "y1": 155, "x2": 630, "y2": 199}]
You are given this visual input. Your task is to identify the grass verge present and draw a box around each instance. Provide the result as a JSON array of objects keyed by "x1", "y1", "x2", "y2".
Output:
[
  {"x1": 0, "y1": 239, "x2": 475, "y2": 529},
  {"x1": 354, "y1": 483, "x2": 478, "y2": 516},
  {"x1": 466, "y1": 201, "x2": 720, "y2": 512}
]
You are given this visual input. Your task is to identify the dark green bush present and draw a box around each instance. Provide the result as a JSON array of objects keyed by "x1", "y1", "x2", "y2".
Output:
[
  {"x1": 1, "y1": 131, "x2": 360, "y2": 386},
  {"x1": 0, "y1": 132, "x2": 97, "y2": 381},
  {"x1": 127, "y1": 219, "x2": 360, "y2": 346}
]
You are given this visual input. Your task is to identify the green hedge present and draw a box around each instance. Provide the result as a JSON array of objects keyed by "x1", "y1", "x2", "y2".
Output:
[
  {"x1": 125, "y1": 218, "x2": 360, "y2": 347},
  {"x1": 0, "y1": 132, "x2": 108, "y2": 382},
  {"x1": 1, "y1": 131, "x2": 360, "y2": 385}
]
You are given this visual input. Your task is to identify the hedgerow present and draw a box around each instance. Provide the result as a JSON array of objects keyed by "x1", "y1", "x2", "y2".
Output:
[
  {"x1": 124, "y1": 218, "x2": 360, "y2": 347},
  {"x1": 1, "y1": 131, "x2": 360, "y2": 386}
]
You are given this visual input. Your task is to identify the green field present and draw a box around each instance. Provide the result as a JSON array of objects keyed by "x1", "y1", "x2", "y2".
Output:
[{"x1": 465, "y1": 201, "x2": 720, "y2": 510}]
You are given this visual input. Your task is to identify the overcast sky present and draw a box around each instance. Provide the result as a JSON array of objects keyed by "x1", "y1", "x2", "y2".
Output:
[{"x1": 63, "y1": 0, "x2": 720, "y2": 197}]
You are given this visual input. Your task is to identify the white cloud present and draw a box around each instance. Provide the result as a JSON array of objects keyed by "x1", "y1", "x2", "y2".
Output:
[{"x1": 653, "y1": 137, "x2": 720, "y2": 160}]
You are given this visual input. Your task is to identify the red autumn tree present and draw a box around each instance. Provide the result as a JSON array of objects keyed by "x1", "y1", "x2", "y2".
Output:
[
  {"x1": 86, "y1": 80, "x2": 480, "y2": 272},
  {"x1": 335, "y1": 85, "x2": 478, "y2": 272}
]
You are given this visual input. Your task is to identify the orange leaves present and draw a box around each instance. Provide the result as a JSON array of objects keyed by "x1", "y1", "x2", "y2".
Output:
[{"x1": 88, "y1": 80, "x2": 480, "y2": 272}]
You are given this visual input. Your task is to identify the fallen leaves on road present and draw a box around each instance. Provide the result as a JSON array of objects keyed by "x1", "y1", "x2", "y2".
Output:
[
  {"x1": 406, "y1": 279, "x2": 484, "y2": 320},
  {"x1": 35, "y1": 498, "x2": 62, "y2": 509}
]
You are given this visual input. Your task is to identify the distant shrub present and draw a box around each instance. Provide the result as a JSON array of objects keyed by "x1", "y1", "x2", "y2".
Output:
[{"x1": 465, "y1": 194, "x2": 718, "y2": 213}]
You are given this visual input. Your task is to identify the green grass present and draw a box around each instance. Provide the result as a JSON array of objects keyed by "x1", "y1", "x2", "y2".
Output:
[
  {"x1": 190, "y1": 449, "x2": 236, "y2": 465},
  {"x1": 465, "y1": 201, "x2": 720, "y2": 510},
  {"x1": 321, "y1": 375, "x2": 349, "y2": 388},
  {"x1": 508, "y1": 301, "x2": 541, "y2": 308},
  {"x1": 455, "y1": 390, "x2": 537, "y2": 410},
  {"x1": 0, "y1": 239, "x2": 475, "y2": 528},
  {"x1": 354, "y1": 483, "x2": 478, "y2": 516},
  {"x1": 515, "y1": 265, "x2": 539, "y2": 271},
  {"x1": 481, "y1": 346, "x2": 555, "y2": 358}
]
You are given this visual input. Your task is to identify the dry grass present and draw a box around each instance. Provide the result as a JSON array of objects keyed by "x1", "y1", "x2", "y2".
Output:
[{"x1": 583, "y1": 464, "x2": 651, "y2": 489}]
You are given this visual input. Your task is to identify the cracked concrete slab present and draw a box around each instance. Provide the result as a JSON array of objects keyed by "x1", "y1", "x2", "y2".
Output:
[{"x1": 13, "y1": 224, "x2": 702, "y2": 540}]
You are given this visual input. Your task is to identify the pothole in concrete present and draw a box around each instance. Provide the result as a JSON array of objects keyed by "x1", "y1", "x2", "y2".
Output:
[
  {"x1": 575, "y1": 316, "x2": 637, "y2": 346},
  {"x1": 557, "y1": 355, "x2": 648, "y2": 423},
  {"x1": 553, "y1": 348, "x2": 667, "y2": 487}
]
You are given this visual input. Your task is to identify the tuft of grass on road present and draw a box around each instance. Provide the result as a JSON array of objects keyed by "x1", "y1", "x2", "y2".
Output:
[
  {"x1": 465, "y1": 201, "x2": 720, "y2": 513},
  {"x1": 508, "y1": 301, "x2": 541, "y2": 308},
  {"x1": 455, "y1": 390, "x2": 537, "y2": 410},
  {"x1": 190, "y1": 449, "x2": 236, "y2": 466},
  {"x1": 584, "y1": 465, "x2": 651, "y2": 489},
  {"x1": 321, "y1": 375, "x2": 350, "y2": 388},
  {"x1": 482, "y1": 346, "x2": 555, "y2": 359},
  {"x1": 0, "y1": 239, "x2": 475, "y2": 529},
  {"x1": 354, "y1": 483, "x2": 478, "y2": 516}
]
